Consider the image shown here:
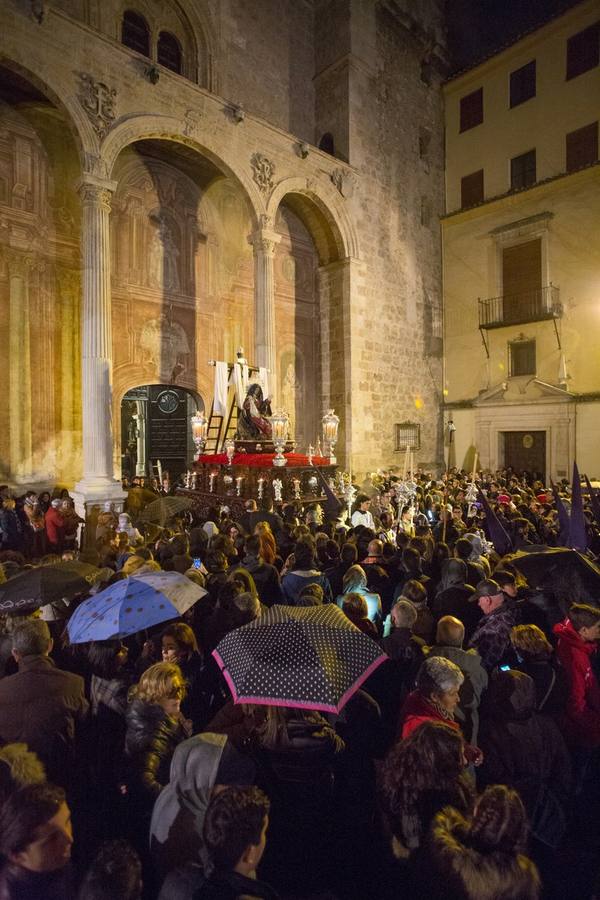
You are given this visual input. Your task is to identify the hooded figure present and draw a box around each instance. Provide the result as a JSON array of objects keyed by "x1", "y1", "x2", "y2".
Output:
[
  {"x1": 463, "y1": 533, "x2": 490, "y2": 575},
  {"x1": 149, "y1": 733, "x2": 254, "y2": 880},
  {"x1": 433, "y1": 560, "x2": 481, "y2": 641}
]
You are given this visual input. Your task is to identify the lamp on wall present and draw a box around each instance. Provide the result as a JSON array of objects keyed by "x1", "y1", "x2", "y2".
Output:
[
  {"x1": 270, "y1": 409, "x2": 290, "y2": 467},
  {"x1": 191, "y1": 411, "x2": 208, "y2": 459},
  {"x1": 322, "y1": 408, "x2": 340, "y2": 463}
]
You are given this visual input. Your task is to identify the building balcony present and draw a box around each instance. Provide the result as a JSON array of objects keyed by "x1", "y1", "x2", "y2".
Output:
[{"x1": 478, "y1": 284, "x2": 561, "y2": 329}]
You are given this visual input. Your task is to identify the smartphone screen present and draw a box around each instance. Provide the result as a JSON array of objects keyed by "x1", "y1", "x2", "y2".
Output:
[{"x1": 192, "y1": 558, "x2": 202, "y2": 569}]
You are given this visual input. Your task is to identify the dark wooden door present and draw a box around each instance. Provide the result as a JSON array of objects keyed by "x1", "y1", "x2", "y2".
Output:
[{"x1": 503, "y1": 431, "x2": 546, "y2": 480}]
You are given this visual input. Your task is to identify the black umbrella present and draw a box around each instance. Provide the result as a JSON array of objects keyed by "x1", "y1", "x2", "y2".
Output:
[
  {"x1": 139, "y1": 496, "x2": 194, "y2": 526},
  {"x1": 501, "y1": 548, "x2": 600, "y2": 598},
  {"x1": 47, "y1": 560, "x2": 108, "y2": 585},
  {"x1": 0, "y1": 566, "x2": 90, "y2": 614},
  {"x1": 213, "y1": 604, "x2": 388, "y2": 714}
]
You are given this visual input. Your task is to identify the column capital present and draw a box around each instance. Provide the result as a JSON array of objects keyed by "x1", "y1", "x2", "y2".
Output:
[
  {"x1": 2, "y1": 248, "x2": 36, "y2": 278},
  {"x1": 76, "y1": 174, "x2": 118, "y2": 209},
  {"x1": 248, "y1": 227, "x2": 281, "y2": 257}
]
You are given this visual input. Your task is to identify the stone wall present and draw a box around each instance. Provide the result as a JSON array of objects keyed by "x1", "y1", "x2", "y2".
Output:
[{"x1": 0, "y1": 0, "x2": 445, "y2": 493}]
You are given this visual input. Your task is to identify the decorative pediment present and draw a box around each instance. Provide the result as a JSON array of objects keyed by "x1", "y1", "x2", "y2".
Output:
[
  {"x1": 475, "y1": 381, "x2": 508, "y2": 404},
  {"x1": 475, "y1": 377, "x2": 574, "y2": 406}
]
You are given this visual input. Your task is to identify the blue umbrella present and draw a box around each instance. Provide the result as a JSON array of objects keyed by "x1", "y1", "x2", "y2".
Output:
[{"x1": 67, "y1": 575, "x2": 196, "y2": 643}]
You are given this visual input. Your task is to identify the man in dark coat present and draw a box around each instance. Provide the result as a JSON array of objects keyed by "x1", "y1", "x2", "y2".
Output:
[
  {"x1": 469, "y1": 579, "x2": 518, "y2": 672},
  {"x1": 0, "y1": 619, "x2": 88, "y2": 785}
]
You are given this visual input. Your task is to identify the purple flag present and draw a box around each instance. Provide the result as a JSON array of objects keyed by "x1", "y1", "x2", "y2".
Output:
[
  {"x1": 477, "y1": 489, "x2": 512, "y2": 556},
  {"x1": 584, "y1": 474, "x2": 600, "y2": 527},
  {"x1": 570, "y1": 462, "x2": 588, "y2": 552},
  {"x1": 551, "y1": 479, "x2": 571, "y2": 547},
  {"x1": 314, "y1": 468, "x2": 343, "y2": 520}
]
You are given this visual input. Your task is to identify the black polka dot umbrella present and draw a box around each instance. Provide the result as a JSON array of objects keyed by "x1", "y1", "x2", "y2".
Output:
[{"x1": 212, "y1": 604, "x2": 388, "y2": 714}]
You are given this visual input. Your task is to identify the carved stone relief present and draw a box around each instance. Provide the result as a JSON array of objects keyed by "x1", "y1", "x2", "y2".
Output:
[
  {"x1": 250, "y1": 153, "x2": 275, "y2": 193},
  {"x1": 76, "y1": 72, "x2": 117, "y2": 139},
  {"x1": 330, "y1": 168, "x2": 355, "y2": 198}
]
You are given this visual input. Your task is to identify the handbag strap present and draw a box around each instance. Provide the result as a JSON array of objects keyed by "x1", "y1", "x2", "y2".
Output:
[{"x1": 538, "y1": 667, "x2": 556, "y2": 712}]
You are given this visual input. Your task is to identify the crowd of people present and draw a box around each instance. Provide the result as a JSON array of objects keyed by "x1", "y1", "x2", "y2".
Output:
[{"x1": 0, "y1": 465, "x2": 599, "y2": 900}]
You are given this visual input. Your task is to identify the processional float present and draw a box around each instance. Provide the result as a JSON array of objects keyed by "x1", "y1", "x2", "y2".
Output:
[{"x1": 177, "y1": 349, "x2": 345, "y2": 517}]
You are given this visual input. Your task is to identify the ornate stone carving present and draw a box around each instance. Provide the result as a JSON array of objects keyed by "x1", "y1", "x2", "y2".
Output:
[
  {"x1": 76, "y1": 73, "x2": 117, "y2": 139},
  {"x1": 330, "y1": 168, "x2": 355, "y2": 198},
  {"x1": 148, "y1": 215, "x2": 180, "y2": 292},
  {"x1": 183, "y1": 108, "x2": 203, "y2": 137},
  {"x1": 250, "y1": 153, "x2": 275, "y2": 193},
  {"x1": 78, "y1": 182, "x2": 113, "y2": 211}
]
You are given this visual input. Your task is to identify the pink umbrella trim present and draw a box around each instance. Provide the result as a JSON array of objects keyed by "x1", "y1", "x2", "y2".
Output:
[{"x1": 212, "y1": 648, "x2": 388, "y2": 715}]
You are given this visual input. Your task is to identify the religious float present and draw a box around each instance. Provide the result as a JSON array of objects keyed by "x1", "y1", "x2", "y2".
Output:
[{"x1": 176, "y1": 350, "x2": 345, "y2": 518}]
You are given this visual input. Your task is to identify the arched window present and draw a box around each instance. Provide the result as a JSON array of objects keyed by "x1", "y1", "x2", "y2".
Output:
[
  {"x1": 157, "y1": 31, "x2": 183, "y2": 74},
  {"x1": 319, "y1": 132, "x2": 335, "y2": 155},
  {"x1": 121, "y1": 10, "x2": 150, "y2": 57}
]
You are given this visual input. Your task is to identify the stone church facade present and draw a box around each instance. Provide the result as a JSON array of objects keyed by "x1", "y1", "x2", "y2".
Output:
[{"x1": 0, "y1": 0, "x2": 446, "y2": 510}]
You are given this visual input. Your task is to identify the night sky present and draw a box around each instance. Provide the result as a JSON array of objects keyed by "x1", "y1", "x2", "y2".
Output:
[{"x1": 445, "y1": 0, "x2": 583, "y2": 73}]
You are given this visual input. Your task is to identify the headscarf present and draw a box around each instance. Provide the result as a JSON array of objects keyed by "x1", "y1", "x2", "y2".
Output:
[
  {"x1": 436, "y1": 558, "x2": 468, "y2": 593},
  {"x1": 464, "y1": 532, "x2": 484, "y2": 562},
  {"x1": 149, "y1": 733, "x2": 254, "y2": 878}
]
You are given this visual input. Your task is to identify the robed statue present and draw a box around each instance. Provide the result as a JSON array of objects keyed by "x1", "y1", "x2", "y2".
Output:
[{"x1": 237, "y1": 384, "x2": 272, "y2": 440}]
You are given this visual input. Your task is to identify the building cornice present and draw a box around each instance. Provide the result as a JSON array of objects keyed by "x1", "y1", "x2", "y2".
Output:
[{"x1": 441, "y1": 161, "x2": 600, "y2": 223}]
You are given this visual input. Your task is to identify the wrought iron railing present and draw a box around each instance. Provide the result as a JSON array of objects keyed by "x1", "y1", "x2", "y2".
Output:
[{"x1": 478, "y1": 284, "x2": 561, "y2": 329}]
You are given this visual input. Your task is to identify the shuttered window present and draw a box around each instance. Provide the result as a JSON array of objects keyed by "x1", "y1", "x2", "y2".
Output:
[
  {"x1": 502, "y1": 239, "x2": 542, "y2": 324},
  {"x1": 121, "y1": 10, "x2": 150, "y2": 57},
  {"x1": 566, "y1": 121, "x2": 598, "y2": 171},
  {"x1": 510, "y1": 60, "x2": 536, "y2": 108},
  {"x1": 511, "y1": 149, "x2": 536, "y2": 190},
  {"x1": 460, "y1": 87, "x2": 483, "y2": 132},
  {"x1": 566, "y1": 21, "x2": 600, "y2": 80},
  {"x1": 461, "y1": 169, "x2": 484, "y2": 207},
  {"x1": 157, "y1": 31, "x2": 182, "y2": 74},
  {"x1": 510, "y1": 340, "x2": 536, "y2": 376}
]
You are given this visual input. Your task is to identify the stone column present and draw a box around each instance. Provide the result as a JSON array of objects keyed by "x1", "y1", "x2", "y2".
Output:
[
  {"x1": 73, "y1": 175, "x2": 125, "y2": 514},
  {"x1": 249, "y1": 226, "x2": 281, "y2": 403},
  {"x1": 7, "y1": 251, "x2": 33, "y2": 483}
]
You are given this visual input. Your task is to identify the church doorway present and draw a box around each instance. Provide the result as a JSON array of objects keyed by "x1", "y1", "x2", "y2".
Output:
[
  {"x1": 121, "y1": 385, "x2": 204, "y2": 483},
  {"x1": 502, "y1": 430, "x2": 546, "y2": 481}
]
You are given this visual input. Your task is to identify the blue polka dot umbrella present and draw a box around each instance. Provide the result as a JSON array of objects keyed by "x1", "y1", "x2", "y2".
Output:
[
  {"x1": 67, "y1": 571, "x2": 206, "y2": 643},
  {"x1": 213, "y1": 604, "x2": 388, "y2": 714}
]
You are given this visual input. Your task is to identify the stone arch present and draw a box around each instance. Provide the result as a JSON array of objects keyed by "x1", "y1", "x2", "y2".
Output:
[
  {"x1": 0, "y1": 57, "x2": 94, "y2": 164},
  {"x1": 267, "y1": 178, "x2": 360, "y2": 465},
  {"x1": 266, "y1": 176, "x2": 360, "y2": 265},
  {"x1": 101, "y1": 116, "x2": 262, "y2": 230}
]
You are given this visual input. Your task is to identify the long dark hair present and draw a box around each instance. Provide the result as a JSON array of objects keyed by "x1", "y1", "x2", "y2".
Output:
[{"x1": 380, "y1": 721, "x2": 469, "y2": 826}]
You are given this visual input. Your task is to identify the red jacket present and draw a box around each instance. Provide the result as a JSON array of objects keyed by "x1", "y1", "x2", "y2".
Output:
[
  {"x1": 554, "y1": 619, "x2": 600, "y2": 748},
  {"x1": 399, "y1": 690, "x2": 461, "y2": 739},
  {"x1": 44, "y1": 506, "x2": 65, "y2": 546}
]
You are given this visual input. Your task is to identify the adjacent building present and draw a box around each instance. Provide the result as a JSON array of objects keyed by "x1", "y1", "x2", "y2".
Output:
[{"x1": 442, "y1": 0, "x2": 600, "y2": 480}]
